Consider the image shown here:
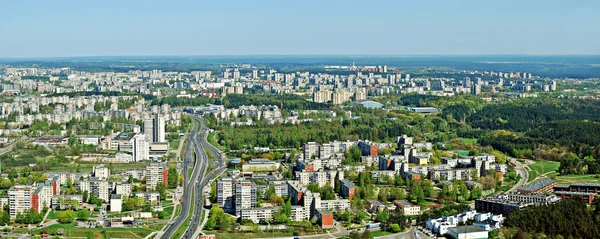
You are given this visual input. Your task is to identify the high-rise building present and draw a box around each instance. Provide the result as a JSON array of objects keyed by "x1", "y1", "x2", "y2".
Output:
[
  {"x1": 8, "y1": 185, "x2": 32, "y2": 218},
  {"x1": 143, "y1": 115, "x2": 165, "y2": 143},
  {"x1": 132, "y1": 134, "x2": 149, "y2": 162},
  {"x1": 153, "y1": 115, "x2": 165, "y2": 143},
  {"x1": 217, "y1": 178, "x2": 234, "y2": 212},
  {"x1": 235, "y1": 181, "x2": 257, "y2": 216},
  {"x1": 145, "y1": 163, "x2": 168, "y2": 191}
]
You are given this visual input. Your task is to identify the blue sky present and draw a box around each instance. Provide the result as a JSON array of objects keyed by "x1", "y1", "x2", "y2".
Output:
[{"x1": 1, "y1": 0, "x2": 599, "y2": 57}]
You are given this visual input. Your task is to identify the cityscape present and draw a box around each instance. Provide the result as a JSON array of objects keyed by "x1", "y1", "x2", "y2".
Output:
[{"x1": 0, "y1": 1, "x2": 600, "y2": 239}]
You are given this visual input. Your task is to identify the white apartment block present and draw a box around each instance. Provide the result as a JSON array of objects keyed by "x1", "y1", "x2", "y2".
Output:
[
  {"x1": 93, "y1": 165, "x2": 110, "y2": 180},
  {"x1": 295, "y1": 170, "x2": 343, "y2": 188},
  {"x1": 235, "y1": 181, "x2": 257, "y2": 216},
  {"x1": 217, "y1": 178, "x2": 234, "y2": 212},
  {"x1": 8, "y1": 185, "x2": 32, "y2": 218},
  {"x1": 132, "y1": 133, "x2": 149, "y2": 162},
  {"x1": 90, "y1": 179, "x2": 110, "y2": 202},
  {"x1": 145, "y1": 163, "x2": 167, "y2": 191},
  {"x1": 115, "y1": 183, "x2": 133, "y2": 196}
]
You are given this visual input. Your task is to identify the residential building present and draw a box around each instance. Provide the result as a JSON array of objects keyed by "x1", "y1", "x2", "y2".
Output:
[
  {"x1": 217, "y1": 178, "x2": 234, "y2": 212},
  {"x1": 8, "y1": 185, "x2": 32, "y2": 218},
  {"x1": 393, "y1": 200, "x2": 421, "y2": 216},
  {"x1": 235, "y1": 180, "x2": 257, "y2": 216},
  {"x1": 145, "y1": 163, "x2": 168, "y2": 191},
  {"x1": 110, "y1": 194, "x2": 123, "y2": 212}
]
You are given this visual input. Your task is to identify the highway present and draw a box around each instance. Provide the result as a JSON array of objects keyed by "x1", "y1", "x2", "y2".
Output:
[
  {"x1": 161, "y1": 116, "x2": 227, "y2": 239},
  {"x1": 187, "y1": 117, "x2": 228, "y2": 238},
  {"x1": 161, "y1": 120, "x2": 205, "y2": 239}
]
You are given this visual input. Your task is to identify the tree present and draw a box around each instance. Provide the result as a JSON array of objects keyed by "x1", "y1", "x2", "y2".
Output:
[
  {"x1": 58, "y1": 210, "x2": 75, "y2": 223},
  {"x1": 168, "y1": 165, "x2": 178, "y2": 188},
  {"x1": 77, "y1": 210, "x2": 90, "y2": 221},
  {"x1": 320, "y1": 184, "x2": 336, "y2": 200},
  {"x1": 0, "y1": 210, "x2": 9, "y2": 226},
  {"x1": 156, "y1": 182, "x2": 167, "y2": 200},
  {"x1": 376, "y1": 210, "x2": 389, "y2": 222},
  {"x1": 389, "y1": 223, "x2": 401, "y2": 233},
  {"x1": 82, "y1": 191, "x2": 89, "y2": 203}
]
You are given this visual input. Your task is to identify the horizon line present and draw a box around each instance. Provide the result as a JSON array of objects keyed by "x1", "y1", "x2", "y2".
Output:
[{"x1": 1, "y1": 53, "x2": 600, "y2": 60}]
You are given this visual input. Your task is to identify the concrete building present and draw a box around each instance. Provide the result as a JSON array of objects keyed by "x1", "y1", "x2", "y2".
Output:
[
  {"x1": 242, "y1": 159, "x2": 281, "y2": 172},
  {"x1": 340, "y1": 179, "x2": 356, "y2": 200},
  {"x1": 447, "y1": 225, "x2": 488, "y2": 239},
  {"x1": 518, "y1": 178, "x2": 556, "y2": 194},
  {"x1": 475, "y1": 193, "x2": 560, "y2": 215},
  {"x1": 393, "y1": 200, "x2": 421, "y2": 216},
  {"x1": 132, "y1": 133, "x2": 149, "y2": 162},
  {"x1": 217, "y1": 178, "x2": 234, "y2": 212},
  {"x1": 110, "y1": 194, "x2": 123, "y2": 212},
  {"x1": 145, "y1": 163, "x2": 168, "y2": 191},
  {"x1": 8, "y1": 185, "x2": 32, "y2": 218},
  {"x1": 235, "y1": 181, "x2": 257, "y2": 216}
]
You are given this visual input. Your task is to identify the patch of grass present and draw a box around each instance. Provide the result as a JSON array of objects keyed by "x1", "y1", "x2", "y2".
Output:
[
  {"x1": 171, "y1": 194, "x2": 195, "y2": 239},
  {"x1": 170, "y1": 139, "x2": 181, "y2": 149},
  {"x1": 458, "y1": 137, "x2": 478, "y2": 144},
  {"x1": 25, "y1": 223, "x2": 154, "y2": 238},
  {"x1": 556, "y1": 174, "x2": 600, "y2": 184},
  {"x1": 371, "y1": 230, "x2": 393, "y2": 237},
  {"x1": 527, "y1": 160, "x2": 560, "y2": 182}
]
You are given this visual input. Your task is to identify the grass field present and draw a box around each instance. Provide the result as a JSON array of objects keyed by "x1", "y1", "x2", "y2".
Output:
[
  {"x1": 556, "y1": 174, "x2": 600, "y2": 184},
  {"x1": 458, "y1": 137, "x2": 478, "y2": 144},
  {"x1": 47, "y1": 162, "x2": 147, "y2": 174},
  {"x1": 527, "y1": 160, "x2": 560, "y2": 182},
  {"x1": 371, "y1": 230, "x2": 393, "y2": 237},
  {"x1": 22, "y1": 223, "x2": 154, "y2": 238}
]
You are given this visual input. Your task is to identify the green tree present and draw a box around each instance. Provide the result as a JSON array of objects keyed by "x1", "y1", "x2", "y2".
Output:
[
  {"x1": 168, "y1": 165, "x2": 178, "y2": 188},
  {"x1": 58, "y1": 210, "x2": 75, "y2": 223},
  {"x1": 77, "y1": 210, "x2": 90, "y2": 221}
]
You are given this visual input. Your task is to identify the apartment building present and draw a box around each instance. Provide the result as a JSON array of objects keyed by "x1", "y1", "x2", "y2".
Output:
[
  {"x1": 217, "y1": 178, "x2": 234, "y2": 212},
  {"x1": 8, "y1": 185, "x2": 32, "y2": 218},
  {"x1": 145, "y1": 163, "x2": 168, "y2": 191},
  {"x1": 235, "y1": 181, "x2": 257, "y2": 216}
]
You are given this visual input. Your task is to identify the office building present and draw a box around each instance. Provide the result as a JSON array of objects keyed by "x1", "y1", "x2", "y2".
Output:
[{"x1": 518, "y1": 178, "x2": 556, "y2": 194}]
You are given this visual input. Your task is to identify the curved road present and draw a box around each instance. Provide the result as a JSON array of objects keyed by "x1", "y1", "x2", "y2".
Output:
[{"x1": 508, "y1": 157, "x2": 529, "y2": 193}]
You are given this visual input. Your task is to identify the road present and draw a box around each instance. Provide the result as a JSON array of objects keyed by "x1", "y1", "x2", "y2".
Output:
[
  {"x1": 508, "y1": 157, "x2": 529, "y2": 193},
  {"x1": 160, "y1": 120, "x2": 204, "y2": 239},
  {"x1": 188, "y1": 117, "x2": 228, "y2": 239}
]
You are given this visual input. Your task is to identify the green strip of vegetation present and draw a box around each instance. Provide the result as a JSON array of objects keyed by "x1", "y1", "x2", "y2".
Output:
[{"x1": 171, "y1": 193, "x2": 195, "y2": 239}]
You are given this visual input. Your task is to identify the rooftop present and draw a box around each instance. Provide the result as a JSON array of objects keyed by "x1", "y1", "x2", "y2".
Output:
[
  {"x1": 572, "y1": 182, "x2": 600, "y2": 187},
  {"x1": 406, "y1": 107, "x2": 440, "y2": 113},
  {"x1": 519, "y1": 178, "x2": 555, "y2": 191},
  {"x1": 448, "y1": 225, "x2": 487, "y2": 234},
  {"x1": 113, "y1": 132, "x2": 136, "y2": 141}
]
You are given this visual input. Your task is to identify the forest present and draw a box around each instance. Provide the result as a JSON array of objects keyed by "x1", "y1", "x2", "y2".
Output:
[
  {"x1": 212, "y1": 115, "x2": 408, "y2": 150},
  {"x1": 505, "y1": 197, "x2": 600, "y2": 239}
]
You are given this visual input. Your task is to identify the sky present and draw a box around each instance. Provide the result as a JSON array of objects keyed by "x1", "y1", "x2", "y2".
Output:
[{"x1": 1, "y1": 0, "x2": 599, "y2": 58}]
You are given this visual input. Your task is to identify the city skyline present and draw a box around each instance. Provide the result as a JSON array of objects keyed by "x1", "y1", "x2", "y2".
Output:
[{"x1": 1, "y1": 0, "x2": 600, "y2": 58}]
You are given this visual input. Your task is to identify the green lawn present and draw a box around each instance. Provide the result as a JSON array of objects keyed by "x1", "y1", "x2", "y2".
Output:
[
  {"x1": 47, "y1": 162, "x2": 147, "y2": 174},
  {"x1": 527, "y1": 160, "x2": 560, "y2": 182},
  {"x1": 371, "y1": 230, "x2": 393, "y2": 238},
  {"x1": 170, "y1": 139, "x2": 180, "y2": 149},
  {"x1": 24, "y1": 223, "x2": 155, "y2": 238},
  {"x1": 556, "y1": 174, "x2": 600, "y2": 184},
  {"x1": 458, "y1": 137, "x2": 478, "y2": 144}
]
